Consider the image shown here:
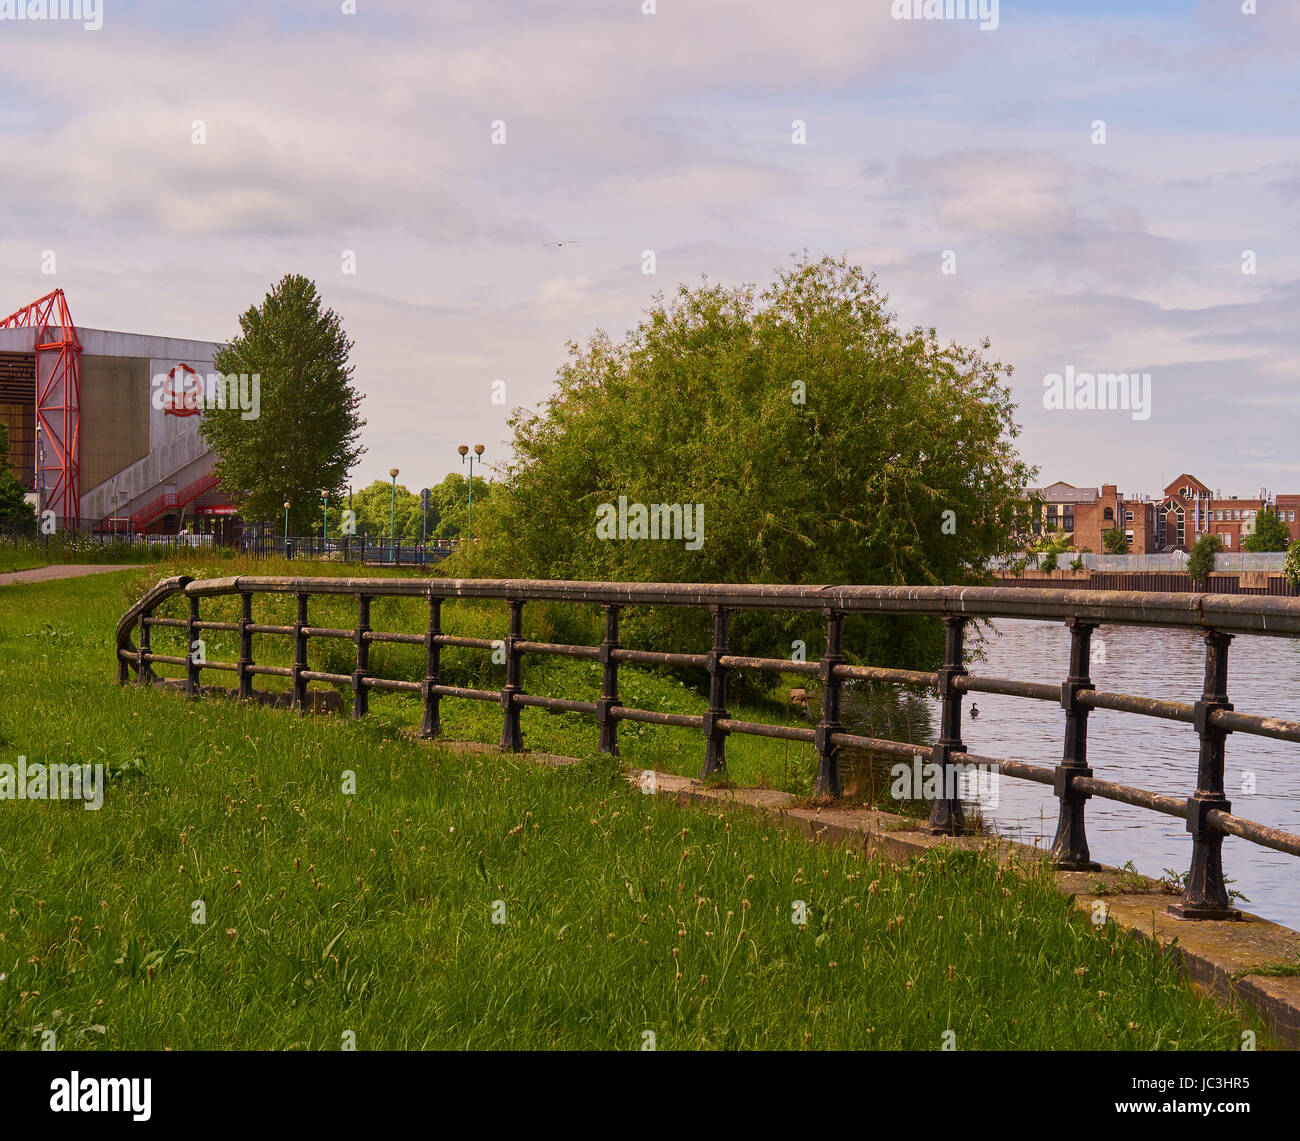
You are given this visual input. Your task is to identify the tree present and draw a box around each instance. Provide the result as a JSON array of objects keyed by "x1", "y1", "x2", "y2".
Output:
[
  {"x1": 1244, "y1": 508, "x2": 1290, "y2": 552},
  {"x1": 428, "y1": 472, "x2": 493, "y2": 540},
  {"x1": 1285, "y1": 543, "x2": 1300, "y2": 590},
  {"x1": 1187, "y1": 534, "x2": 1225, "y2": 587},
  {"x1": 348, "y1": 480, "x2": 421, "y2": 541},
  {"x1": 1102, "y1": 528, "x2": 1129, "y2": 554},
  {"x1": 0, "y1": 423, "x2": 36, "y2": 536},
  {"x1": 468, "y1": 255, "x2": 1034, "y2": 672},
  {"x1": 199, "y1": 275, "x2": 366, "y2": 531}
]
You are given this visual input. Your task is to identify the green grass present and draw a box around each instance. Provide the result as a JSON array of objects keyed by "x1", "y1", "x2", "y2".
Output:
[{"x1": 0, "y1": 564, "x2": 1276, "y2": 1049}]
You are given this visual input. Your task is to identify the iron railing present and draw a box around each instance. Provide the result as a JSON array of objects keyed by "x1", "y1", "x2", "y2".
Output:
[{"x1": 115, "y1": 577, "x2": 1300, "y2": 922}]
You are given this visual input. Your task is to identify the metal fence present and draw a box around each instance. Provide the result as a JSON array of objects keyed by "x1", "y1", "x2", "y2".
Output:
[
  {"x1": 115, "y1": 576, "x2": 1300, "y2": 923},
  {"x1": 242, "y1": 535, "x2": 460, "y2": 565},
  {"x1": 994, "y1": 552, "x2": 1290, "y2": 573}
]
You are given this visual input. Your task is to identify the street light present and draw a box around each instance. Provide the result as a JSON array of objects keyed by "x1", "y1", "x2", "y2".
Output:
[
  {"x1": 389, "y1": 468, "x2": 400, "y2": 564},
  {"x1": 321, "y1": 489, "x2": 329, "y2": 553},
  {"x1": 459, "y1": 443, "x2": 485, "y2": 541},
  {"x1": 283, "y1": 501, "x2": 291, "y2": 556}
]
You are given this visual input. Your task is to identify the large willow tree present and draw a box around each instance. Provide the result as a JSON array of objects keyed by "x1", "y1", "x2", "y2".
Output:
[{"x1": 469, "y1": 256, "x2": 1034, "y2": 672}]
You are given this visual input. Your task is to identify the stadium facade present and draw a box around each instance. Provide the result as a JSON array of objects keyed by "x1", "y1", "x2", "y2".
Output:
[{"x1": 0, "y1": 290, "x2": 240, "y2": 535}]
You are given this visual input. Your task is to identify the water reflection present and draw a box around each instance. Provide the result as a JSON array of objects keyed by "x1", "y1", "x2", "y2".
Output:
[{"x1": 841, "y1": 620, "x2": 1300, "y2": 931}]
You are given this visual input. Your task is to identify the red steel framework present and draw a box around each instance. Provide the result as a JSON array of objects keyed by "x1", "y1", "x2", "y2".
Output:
[{"x1": 0, "y1": 289, "x2": 82, "y2": 526}]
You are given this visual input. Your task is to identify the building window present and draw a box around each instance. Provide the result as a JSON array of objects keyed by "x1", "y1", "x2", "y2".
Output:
[
  {"x1": 1125, "y1": 510, "x2": 1133, "y2": 522},
  {"x1": 1103, "y1": 507, "x2": 1114, "y2": 521},
  {"x1": 1223, "y1": 533, "x2": 1231, "y2": 548}
]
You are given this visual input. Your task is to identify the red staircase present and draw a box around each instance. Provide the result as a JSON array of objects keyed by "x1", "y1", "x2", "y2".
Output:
[{"x1": 130, "y1": 471, "x2": 222, "y2": 532}]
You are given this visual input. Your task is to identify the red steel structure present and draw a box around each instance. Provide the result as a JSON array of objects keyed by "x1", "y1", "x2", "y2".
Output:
[
  {"x1": 0, "y1": 289, "x2": 82, "y2": 526},
  {"x1": 129, "y1": 471, "x2": 221, "y2": 533}
]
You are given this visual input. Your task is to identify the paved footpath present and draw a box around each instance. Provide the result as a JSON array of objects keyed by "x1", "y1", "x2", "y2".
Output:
[{"x1": 0, "y1": 564, "x2": 136, "y2": 587}]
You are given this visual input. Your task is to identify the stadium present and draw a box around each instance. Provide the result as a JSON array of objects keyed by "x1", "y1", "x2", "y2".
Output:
[{"x1": 0, "y1": 290, "x2": 240, "y2": 538}]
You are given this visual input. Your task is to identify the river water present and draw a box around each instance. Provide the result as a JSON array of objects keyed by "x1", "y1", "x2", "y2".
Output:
[{"x1": 842, "y1": 619, "x2": 1300, "y2": 932}]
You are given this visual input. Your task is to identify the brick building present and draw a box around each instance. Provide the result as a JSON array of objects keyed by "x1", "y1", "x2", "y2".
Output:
[{"x1": 1026, "y1": 473, "x2": 1299, "y2": 554}]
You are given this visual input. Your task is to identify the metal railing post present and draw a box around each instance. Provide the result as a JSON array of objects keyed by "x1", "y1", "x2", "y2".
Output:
[
  {"x1": 420, "y1": 595, "x2": 442, "y2": 739},
  {"x1": 814, "y1": 608, "x2": 845, "y2": 798},
  {"x1": 598, "y1": 604, "x2": 621, "y2": 756},
  {"x1": 927, "y1": 615, "x2": 968, "y2": 835},
  {"x1": 292, "y1": 592, "x2": 309, "y2": 712},
  {"x1": 352, "y1": 594, "x2": 371, "y2": 719},
  {"x1": 702, "y1": 606, "x2": 730, "y2": 778},
  {"x1": 237, "y1": 591, "x2": 254, "y2": 701},
  {"x1": 499, "y1": 599, "x2": 524, "y2": 752},
  {"x1": 185, "y1": 594, "x2": 201, "y2": 698},
  {"x1": 1051, "y1": 619, "x2": 1100, "y2": 870},
  {"x1": 1170, "y1": 630, "x2": 1241, "y2": 920}
]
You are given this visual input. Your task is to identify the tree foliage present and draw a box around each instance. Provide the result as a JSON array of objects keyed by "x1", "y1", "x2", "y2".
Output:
[
  {"x1": 339, "y1": 473, "x2": 493, "y2": 541},
  {"x1": 0, "y1": 422, "x2": 36, "y2": 536},
  {"x1": 1187, "y1": 533, "x2": 1225, "y2": 586},
  {"x1": 200, "y1": 275, "x2": 366, "y2": 531},
  {"x1": 1285, "y1": 542, "x2": 1300, "y2": 590},
  {"x1": 1243, "y1": 508, "x2": 1290, "y2": 552},
  {"x1": 464, "y1": 256, "x2": 1033, "y2": 671},
  {"x1": 1101, "y1": 528, "x2": 1129, "y2": 554}
]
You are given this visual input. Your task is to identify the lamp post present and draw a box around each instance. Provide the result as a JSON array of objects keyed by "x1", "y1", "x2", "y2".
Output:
[
  {"x1": 458, "y1": 443, "x2": 485, "y2": 542},
  {"x1": 283, "y1": 501, "x2": 291, "y2": 557},
  {"x1": 389, "y1": 468, "x2": 400, "y2": 564},
  {"x1": 321, "y1": 490, "x2": 329, "y2": 555}
]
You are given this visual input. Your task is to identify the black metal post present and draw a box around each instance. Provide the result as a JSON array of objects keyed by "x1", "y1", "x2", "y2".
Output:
[
  {"x1": 597, "y1": 604, "x2": 620, "y2": 756},
  {"x1": 702, "y1": 606, "x2": 730, "y2": 778},
  {"x1": 420, "y1": 595, "x2": 442, "y2": 739},
  {"x1": 352, "y1": 594, "x2": 370, "y2": 719},
  {"x1": 927, "y1": 616, "x2": 968, "y2": 835},
  {"x1": 292, "y1": 592, "x2": 309, "y2": 712},
  {"x1": 1051, "y1": 620, "x2": 1100, "y2": 870},
  {"x1": 237, "y1": 591, "x2": 254, "y2": 701},
  {"x1": 1170, "y1": 630, "x2": 1241, "y2": 920},
  {"x1": 814, "y1": 608, "x2": 845, "y2": 799},
  {"x1": 499, "y1": 600, "x2": 524, "y2": 752},
  {"x1": 185, "y1": 595, "x2": 201, "y2": 698}
]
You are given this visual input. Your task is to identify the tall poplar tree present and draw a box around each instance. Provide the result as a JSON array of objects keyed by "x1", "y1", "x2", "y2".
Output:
[{"x1": 200, "y1": 275, "x2": 366, "y2": 530}]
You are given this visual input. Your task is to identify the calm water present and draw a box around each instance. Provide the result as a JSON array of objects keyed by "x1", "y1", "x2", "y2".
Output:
[{"x1": 845, "y1": 619, "x2": 1300, "y2": 931}]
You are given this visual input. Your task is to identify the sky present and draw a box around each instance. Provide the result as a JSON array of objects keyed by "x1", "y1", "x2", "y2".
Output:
[{"x1": 1, "y1": 0, "x2": 1298, "y2": 499}]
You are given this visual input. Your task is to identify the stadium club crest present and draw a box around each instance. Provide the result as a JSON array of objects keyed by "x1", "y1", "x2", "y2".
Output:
[{"x1": 160, "y1": 363, "x2": 201, "y2": 417}]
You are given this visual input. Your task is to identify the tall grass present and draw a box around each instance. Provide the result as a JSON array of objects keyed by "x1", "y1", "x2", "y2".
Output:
[{"x1": 0, "y1": 566, "x2": 1272, "y2": 1049}]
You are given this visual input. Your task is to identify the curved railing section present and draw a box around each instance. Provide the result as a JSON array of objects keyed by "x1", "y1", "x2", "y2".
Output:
[{"x1": 115, "y1": 576, "x2": 1300, "y2": 922}]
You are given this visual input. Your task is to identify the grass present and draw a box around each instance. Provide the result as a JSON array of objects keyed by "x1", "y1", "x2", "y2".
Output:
[{"x1": 0, "y1": 562, "x2": 1277, "y2": 1049}]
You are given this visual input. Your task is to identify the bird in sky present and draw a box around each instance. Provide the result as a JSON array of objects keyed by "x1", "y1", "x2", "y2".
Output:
[{"x1": 543, "y1": 240, "x2": 580, "y2": 247}]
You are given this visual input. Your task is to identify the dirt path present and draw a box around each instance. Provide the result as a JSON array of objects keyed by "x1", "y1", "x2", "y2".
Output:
[{"x1": 0, "y1": 564, "x2": 136, "y2": 587}]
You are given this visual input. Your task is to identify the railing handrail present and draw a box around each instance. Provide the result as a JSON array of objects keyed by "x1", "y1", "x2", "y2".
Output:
[
  {"x1": 133, "y1": 575, "x2": 1300, "y2": 637},
  {"x1": 114, "y1": 574, "x2": 1300, "y2": 923}
]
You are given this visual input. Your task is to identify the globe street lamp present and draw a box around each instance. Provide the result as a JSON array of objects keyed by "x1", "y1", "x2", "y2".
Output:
[
  {"x1": 458, "y1": 444, "x2": 485, "y2": 541},
  {"x1": 283, "y1": 501, "x2": 291, "y2": 557},
  {"x1": 321, "y1": 490, "x2": 329, "y2": 554},
  {"x1": 389, "y1": 467, "x2": 400, "y2": 564}
]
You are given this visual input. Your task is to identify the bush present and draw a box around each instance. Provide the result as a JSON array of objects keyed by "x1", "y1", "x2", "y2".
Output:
[{"x1": 1187, "y1": 534, "x2": 1225, "y2": 587}]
